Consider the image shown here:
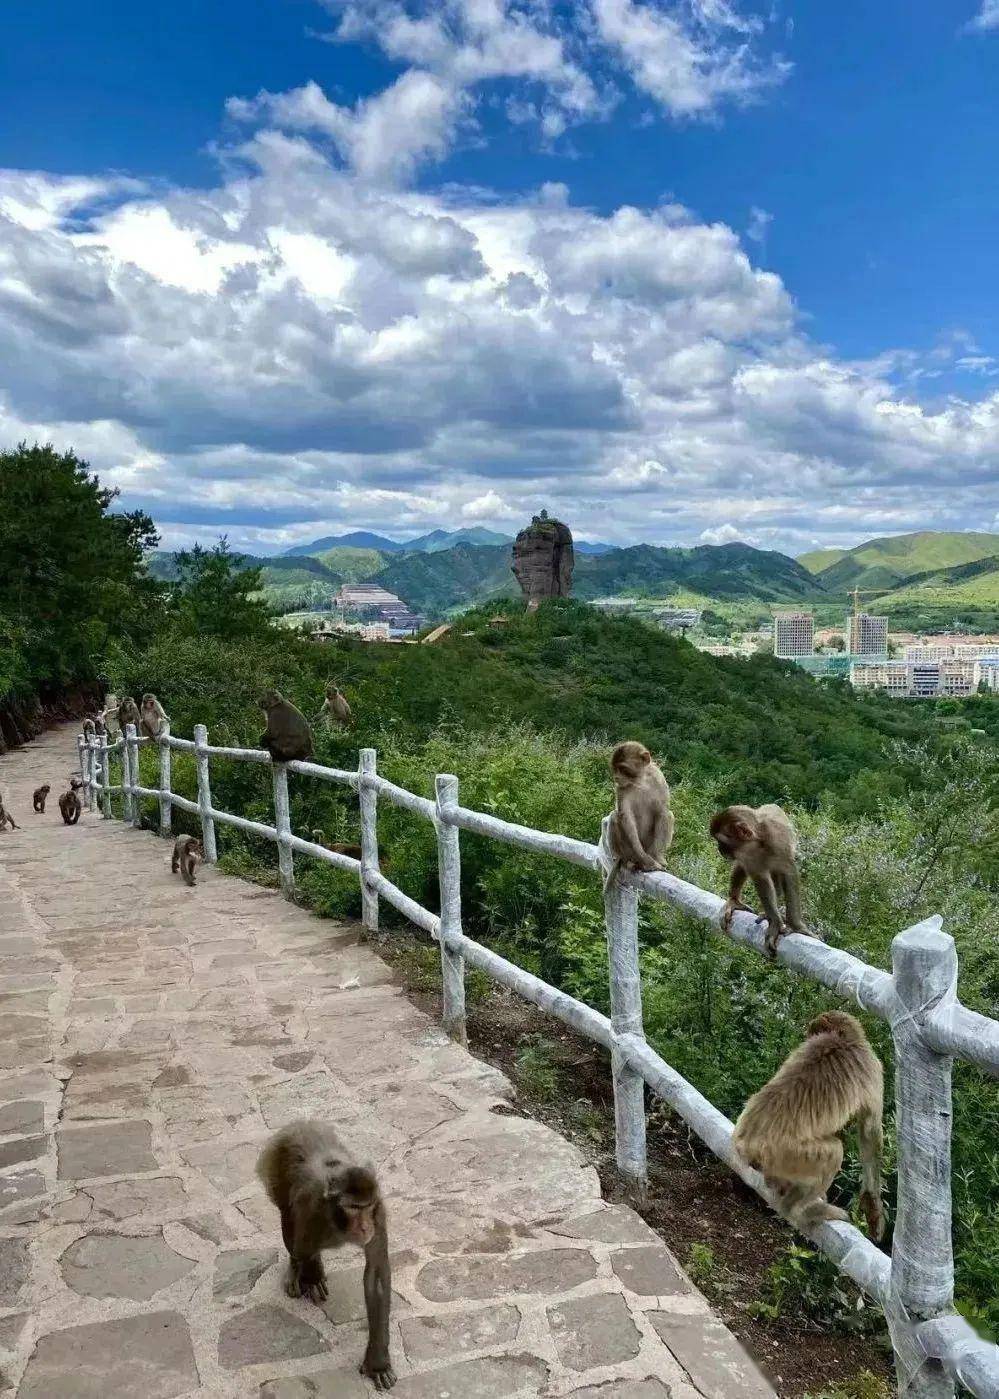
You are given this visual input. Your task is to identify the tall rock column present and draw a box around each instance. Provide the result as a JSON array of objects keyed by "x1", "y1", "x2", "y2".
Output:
[{"x1": 511, "y1": 511, "x2": 574, "y2": 609}]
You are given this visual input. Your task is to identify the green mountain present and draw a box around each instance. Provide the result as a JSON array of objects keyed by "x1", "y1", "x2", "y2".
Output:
[
  {"x1": 871, "y1": 554, "x2": 999, "y2": 610},
  {"x1": 373, "y1": 543, "x2": 515, "y2": 615},
  {"x1": 311, "y1": 546, "x2": 387, "y2": 582},
  {"x1": 807, "y1": 531, "x2": 999, "y2": 593},
  {"x1": 798, "y1": 547, "x2": 848, "y2": 574},
  {"x1": 573, "y1": 542, "x2": 822, "y2": 602},
  {"x1": 406, "y1": 527, "x2": 512, "y2": 552},
  {"x1": 284, "y1": 531, "x2": 403, "y2": 556}
]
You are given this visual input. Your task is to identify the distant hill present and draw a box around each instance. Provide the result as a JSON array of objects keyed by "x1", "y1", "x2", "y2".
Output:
[
  {"x1": 284, "y1": 531, "x2": 404, "y2": 556},
  {"x1": 147, "y1": 550, "x2": 341, "y2": 592},
  {"x1": 405, "y1": 527, "x2": 512, "y2": 552},
  {"x1": 574, "y1": 539, "x2": 616, "y2": 555},
  {"x1": 870, "y1": 553, "x2": 999, "y2": 610},
  {"x1": 311, "y1": 546, "x2": 388, "y2": 581},
  {"x1": 374, "y1": 543, "x2": 515, "y2": 615},
  {"x1": 798, "y1": 547, "x2": 848, "y2": 574},
  {"x1": 573, "y1": 542, "x2": 823, "y2": 603},
  {"x1": 805, "y1": 531, "x2": 999, "y2": 593}
]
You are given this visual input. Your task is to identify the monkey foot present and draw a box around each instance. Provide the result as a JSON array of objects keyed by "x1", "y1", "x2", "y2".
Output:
[
  {"x1": 361, "y1": 1358, "x2": 397, "y2": 1391},
  {"x1": 303, "y1": 1280, "x2": 328, "y2": 1304}
]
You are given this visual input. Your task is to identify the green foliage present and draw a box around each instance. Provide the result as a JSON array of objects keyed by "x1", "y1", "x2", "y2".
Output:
[
  {"x1": 751, "y1": 1244, "x2": 880, "y2": 1334},
  {"x1": 814, "y1": 529, "x2": 999, "y2": 592},
  {"x1": 572, "y1": 541, "x2": 822, "y2": 602},
  {"x1": 803, "y1": 1372, "x2": 892, "y2": 1399},
  {"x1": 0, "y1": 441, "x2": 160, "y2": 694},
  {"x1": 166, "y1": 539, "x2": 275, "y2": 641}
]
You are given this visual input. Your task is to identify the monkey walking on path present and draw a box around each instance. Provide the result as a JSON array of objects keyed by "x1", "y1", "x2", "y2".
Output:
[
  {"x1": 58, "y1": 790, "x2": 81, "y2": 825},
  {"x1": 733, "y1": 1010, "x2": 886, "y2": 1240},
  {"x1": 710, "y1": 803, "x2": 821, "y2": 956},
  {"x1": 601, "y1": 740, "x2": 674, "y2": 892},
  {"x1": 0, "y1": 796, "x2": 18, "y2": 831},
  {"x1": 32, "y1": 785, "x2": 51, "y2": 814},
  {"x1": 171, "y1": 834, "x2": 204, "y2": 887},
  {"x1": 258, "y1": 1120, "x2": 396, "y2": 1391}
]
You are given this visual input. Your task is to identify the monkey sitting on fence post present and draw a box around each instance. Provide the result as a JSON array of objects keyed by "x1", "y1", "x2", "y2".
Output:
[
  {"x1": 600, "y1": 740, "x2": 674, "y2": 892},
  {"x1": 257, "y1": 1119, "x2": 396, "y2": 1391},
  {"x1": 732, "y1": 1010, "x2": 886, "y2": 1240},
  {"x1": 141, "y1": 693, "x2": 170, "y2": 740},
  {"x1": 258, "y1": 690, "x2": 314, "y2": 763}
]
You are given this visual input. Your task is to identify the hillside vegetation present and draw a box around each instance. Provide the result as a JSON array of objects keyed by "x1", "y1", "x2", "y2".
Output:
[{"x1": 806, "y1": 530, "x2": 999, "y2": 593}]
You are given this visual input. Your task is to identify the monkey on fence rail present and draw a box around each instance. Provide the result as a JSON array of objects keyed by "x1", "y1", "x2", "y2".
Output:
[
  {"x1": 709, "y1": 803, "x2": 819, "y2": 956},
  {"x1": 141, "y1": 693, "x2": 170, "y2": 739},
  {"x1": 732, "y1": 1010, "x2": 886, "y2": 1240},
  {"x1": 601, "y1": 740, "x2": 674, "y2": 892},
  {"x1": 171, "y1": 834, "x2": 204, "y2": 887},
  {"x1": 117, "y1": 696, "x2": 142, "y2": 735},
  {"x1": 32, "y1": 785, "x2": 50, "y2": 814},
  {"x1": 258, "y1": 1119, "x2": 395, "y2": 1391},
  {"x1": 258, "y1": 690, "x2": 314, "y2": 763}
]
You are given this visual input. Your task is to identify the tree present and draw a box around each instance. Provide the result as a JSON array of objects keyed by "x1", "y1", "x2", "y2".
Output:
[
  {"x1": 0, "y1": 442, "x2": 160, "y2": 691},
  {"x1": 168, "y1": 538, "x2": 273, "y2": 641}
]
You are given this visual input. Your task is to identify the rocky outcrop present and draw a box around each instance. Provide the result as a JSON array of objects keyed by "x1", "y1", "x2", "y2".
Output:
[{"x1": 511, "y1": 512, "x2": 574, "y2": 608}]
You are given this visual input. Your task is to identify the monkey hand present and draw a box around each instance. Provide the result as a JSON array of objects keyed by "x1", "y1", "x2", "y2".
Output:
[
  {"x1": 361, "y1": 1349, "x2": 397, "y2": 1391},
  {"x1": 721, "y1": 898, "x2": 752, "y2": 932}
]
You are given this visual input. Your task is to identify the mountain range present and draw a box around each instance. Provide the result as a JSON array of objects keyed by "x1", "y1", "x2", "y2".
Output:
[{"x1": 283, "y1": 527, "x2": 614, "y2": 557}]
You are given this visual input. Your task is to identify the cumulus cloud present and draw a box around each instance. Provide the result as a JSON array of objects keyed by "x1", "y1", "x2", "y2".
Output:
[
  {"x1": 964, "y1": 0, "x2": 999, "y2": 32},
  {"x1": 1, "y1": 108, "x2": 998, "y2": 555},
  {"x1": 698, "y1": 522, "x2": 758, "y2": 545}
]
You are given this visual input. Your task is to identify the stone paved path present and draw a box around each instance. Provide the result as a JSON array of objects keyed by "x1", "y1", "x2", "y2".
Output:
[{"x1": 0, "y1": 725, "x2": 776, "y2": 1399}]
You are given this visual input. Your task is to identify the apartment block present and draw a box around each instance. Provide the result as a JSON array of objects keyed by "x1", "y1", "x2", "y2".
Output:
[
  {"x1": 774, "y1": 612, "x2": 815, "y2": 658},
  {"x1": 845, "y1": 612, "x2": 888, "y2": 657}
]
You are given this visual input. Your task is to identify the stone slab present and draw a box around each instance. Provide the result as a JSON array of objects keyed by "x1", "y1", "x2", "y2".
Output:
[
  {"x1": 649, "y1": 1313, "x2": 775, "y2": 1398},
  {"x1": 416, "y1": 1248, "x2": 596, "y2": 1302},
  {"x1": 56, "y1": 1120, "x2": 157, "y2": 1178},
  {"x1": 18, "y1": 1310, "x2": 199, "y2": 1399},
  {"x1": 59, "y1": 1231, "x2": 195, "y2": 1299},
  {"x1": 547, "y1": 1292, "x2": 641, "y2": 1371},
  {"x1": 218, "y1": 1304, "x2": 328, "y2": 1370}
]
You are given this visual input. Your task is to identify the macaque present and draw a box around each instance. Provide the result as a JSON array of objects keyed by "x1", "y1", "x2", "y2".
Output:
[
  {"x1": 94, "y1": 715, "x2": 107, "y2": 739},
  {"x1": 259, "y1": 690, "x2": 314, "y2": 763},
  {"x1": 59, "y1": 790, "x2": 82, "y2": 825},
  {"x1": 117, "y1": 697, "x2": 142, "y2": 735},
  {"x1": 710, "y1": 804, "x2": 818, "y2": 956},
  {"x1": 732, "y1": 1010, "x2": 885, "y2": 1241},
  {"x1": 171, "y1": 834, "x2": 204, "y2": 887},
  {"x1": 0, "y1": 797, "x2": 17, "y2": 832},
  {"x1": 70, "y1": 776, "x2": 84, "y2": 795},
  {"x1": 140, "y1": 693, "x2": 170, "y2": 740},
  {"x1": 311, "y1": 829, "x2": 363, "y2": 860},
  {"x1": 602, "y1": 741, "x2": 674, "y2": 891},
  {"x1": 32, "y1": 785, "x2": 51, "y2": 814},
  {"x1": 257, "y1": 1120, "x2": 395, "y2": 1391},
  {"x1": 82, "y1": 718, "x2": 96, "y2": 742},
  {"x1": 318, "y1": 681, "x2": 353, "y2": 728}
]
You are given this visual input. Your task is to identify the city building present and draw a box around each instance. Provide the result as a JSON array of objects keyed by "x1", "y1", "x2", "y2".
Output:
[
  {"x1": 654, "y1": 607, "x2": 702, "y2": 632},
  {"x1": 974, "y1": 657, "x2": 999, "y2": 691},
  {"x1": 795, "y1": 655, "x2": 853, "y2": 680},
  {"x1": 845, "y1": 612, "x2": 888, "y2": 657},
  {"x1": 905, "y1": 643, "x2": 999, "y2": 662},
  {"x1": 850, "y1": 659, "x2": 977, "y2": 698},
  {"x1": 849, "y1": 661, "x2": 911, "y2": 696},
  {"x1": 773, "y1": 612, "x2": 815, "y2": 659}
]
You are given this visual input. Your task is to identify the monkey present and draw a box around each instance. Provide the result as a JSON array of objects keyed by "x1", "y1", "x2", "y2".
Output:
[
  {"x1": 140, "y1": 693, "x2": 170, "y2": 740},
  {"x1": 59, "y1": 790, "x2": 82, "y2": 825},
  {"x1": 732, "y1": 1010, "x2": 885, "y2": 1241},
  {"x1": 69, "y1": 775, "x2": 84, "y2": 795},
  {"x1": 117, "y1": 696, "x2": 142, "y2": 735},
  {"x1": 32, "y1": 785, "x2": 50, "y2": 814},
  {"x1": 82, "y1": 718, "x2": 96, "y2": 742},
  {"x1": 257, "y1": 1120, "x2": 395, "y2": 1391},
  {"x1": 0, "y1": 796, "x2": 18, "y2": 832},
  {"x1": 258, "y1": 690, "x2": 314, "y2": 763},
  {"x1": 318, "y1": 681, "x2": 353, "y2": 728},
  {"x1": 311, "y1": 829, "x2": 363, "y2": 860},
  {"x1": 94, "y1": 715, "x2": 107, "y2": 739},
  {"x1": 171, "y1": 833, "x2": 204, "y2": 887},
  {"x1": 710, "y1": 803, "x2": 819, "y2": 957},
  {"x1": 601, "y1": 741, "x2": 674, "y2": 892}
]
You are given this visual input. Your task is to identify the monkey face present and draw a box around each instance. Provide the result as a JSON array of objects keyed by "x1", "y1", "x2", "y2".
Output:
[
  {"x1": 326, "y1": 1162, "x2": 380, "y2": 1247},
  {"x1": 258, "y1": 689, "x2": 282, "y2": 710},
  {"x1": 611, "y1": 741, "x2": 651, "y2": 781}
]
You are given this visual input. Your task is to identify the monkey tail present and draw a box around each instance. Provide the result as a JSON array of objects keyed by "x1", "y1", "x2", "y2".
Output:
[
  {"x1": 601, "y1": 859, "x2": 621, "y2": 895},
  {"x1": 857, "y1": 1108, "x2": 885, "y2": 1241}
]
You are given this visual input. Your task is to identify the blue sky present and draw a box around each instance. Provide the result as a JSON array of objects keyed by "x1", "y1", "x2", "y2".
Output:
[{"x1": 1, "y1": 0, "x2": 998, "y2": 553}]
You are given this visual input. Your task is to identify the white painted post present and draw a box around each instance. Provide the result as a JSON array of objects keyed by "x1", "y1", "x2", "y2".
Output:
[
  {"x1": 119, "y1": 730, "x2": 133, "y2": 823},
  {"x1": 100, "y1": 741, "x2": 111, "y2": 819},
  {"x1": 194, "y1": 723, "x2": 217, "y2": 863},
  {"x1": 358, "y1": 748, "x2": 379, "y2": 933},
  {"x1": 76, "y1": 736, "x2": 88, "y2": 807},
  {"x1": 125, "y1": 723, "x2": 141, "y2": 828},
  {"x1": 86, "y1": 738, "x2": 98, "y2": 813},
  {"x1": 890, "y1": 921, "x2": 957, "y2": 1399},
  {"x1": 159, "y1": 729, "x2": 172, "y2": 837},
  {"x1": 602, "y1": 816, "x2": 648, "y2": 1193},
  {"x1": 435, "y1": 774, "x2": 467, "y2": 1045},
  {"x1": 273, "y1": 762, "x2": 295, "y2": 898}
]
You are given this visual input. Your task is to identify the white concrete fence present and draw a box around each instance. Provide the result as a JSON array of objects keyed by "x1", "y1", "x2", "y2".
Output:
[{"x1": 78, "y1": 723, "x2": 999, "y2": 1399}]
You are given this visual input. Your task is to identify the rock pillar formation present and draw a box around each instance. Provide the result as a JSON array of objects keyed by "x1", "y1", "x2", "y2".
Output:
[{"x1": 511, "y1": 511, "x2": 574, "y2": 609}]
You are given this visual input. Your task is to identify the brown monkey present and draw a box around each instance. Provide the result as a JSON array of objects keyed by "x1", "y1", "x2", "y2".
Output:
[
  {"x1": 94, "y1": 715, "x2": 107, "y2": 738},
  {"x1": 117, "y1": 696, "x2": 142, "y2": 734},
  {"x1": 140, "y1": 693, "x2": 170, "y2": 739},
  {"x1": 0, "y1": 796, "x2": 18, "y2": 832},
  {"x1": 257, "y1": 1120, "x2": 395, "y2": 1391},
  {"x1": 259, "y1": 690, "x2": 314, "y2": 763},
  {"x1": 59, "y1": 790, "x2": 82, "y2": 825},
  {"x1": 311, "y1": 829, "x2": 363, "y2": 860},
  {"x1": 602, "y1": 740, "x2": 674, "y2": 891},
  {"x1": 33, "y1": 785, "x2": 51, "y2": 814},
  {"x1": 732, "y1": 1010, "x2": 885, "y2": 1240},
  {"x1": 710, "y1": 804, "x2": 818, "y2": 956},
  {"x1": 171, "y1": 834, "x2": 204, "y2": 887},
  {"x1": 82, "y1": 718, "x2": 96, "y2": 741},
  {"x1": 318, "y1": 681, "x2": 353, "y2": 727},
  {"x1": 69, "y1": 776, "x2": 84, "y2": 795}
]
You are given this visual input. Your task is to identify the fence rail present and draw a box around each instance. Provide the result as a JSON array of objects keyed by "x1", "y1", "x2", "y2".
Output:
[{"x1": 78, "y1": 724, "x2": 999, "y2": 1398}]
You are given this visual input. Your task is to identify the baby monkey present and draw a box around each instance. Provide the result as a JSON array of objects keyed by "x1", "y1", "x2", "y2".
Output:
[
  {"x1": 710, "y1": 803, "x2": 817, "y2": 956},
  {"x1": 33, "y1": 785, "x2": 51, "y2": 814},
  {"x1": 258, "y1": 1120, "x2": 395, "y2": 1391},
  {"x1": 171, "y1": 834, "x2": 204, "y2": 887},
  {"x1": 733, "y1": 1010, "x2": 885, "y2": 1240},
  {"x1": 602, "y1": 740, "x2": 674, "y2": 891}
]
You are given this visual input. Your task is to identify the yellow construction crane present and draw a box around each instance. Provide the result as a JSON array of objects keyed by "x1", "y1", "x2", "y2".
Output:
[{"x1": 848, "y1": 587, "x2": 881, "y2": 617}]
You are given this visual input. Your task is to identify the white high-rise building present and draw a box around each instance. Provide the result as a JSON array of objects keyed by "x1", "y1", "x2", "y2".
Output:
[
  {"x1": 846, "y1": 612, "x2": 889, "y2": 657},
  {"x1": 774, "y1": 613, "x2": 815, "y2": 658}
]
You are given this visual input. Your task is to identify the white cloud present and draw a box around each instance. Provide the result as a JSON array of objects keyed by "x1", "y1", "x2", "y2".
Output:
[
  {"x1": 698, "y1": 522, "x2": 759, "y2": 545},
  {"x1": 964, "y1": 0, "x2": 999, "y2": 31},
  {"x1": 1, "y1": 114, "x2": 998, "y2": 556},
  {"x1": 746, "y1": 205, "x2": 771, "y2": 245}
]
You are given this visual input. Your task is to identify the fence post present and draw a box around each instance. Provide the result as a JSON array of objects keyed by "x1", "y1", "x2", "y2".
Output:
[
  {"x1": 159, "y1": 730, "x2": 172, "y2": 837},
  {"x1": 86, "y1": 737, "x2": 98, "y2": 813},
  {"x1": 194, "y1": 723, "x2": 217, "y2": 863},
  {"x1": 890, "y1": 921, "x2": 957, "y2": 1399},
  {"x1": 435, "y1": 774, "x2": 466, "y2": 1045},
  {"x1": 358, "y1": 749, "x2": 379, "y2": 933},
  {"x1": 273, "y1": 762, "x2": 295, "y2": 898},
  {"x1": 77, "y1": 737, "x2": 88, "y2": 805},
  {"x1": 125, "y1": 723, "x2": 142, "y2": 828},
  {"x1": 601, "y1": 816, "x2": 648, "y2": 1194},
  {"x1": 100, "y1": 741, "x2": 111, "y2": 819},
  {"x1": 120, "y1": 730, "x2": 133, "y2": 823}
]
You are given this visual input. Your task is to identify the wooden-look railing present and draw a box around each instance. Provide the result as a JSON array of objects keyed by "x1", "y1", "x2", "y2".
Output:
[{"x1": 78, "y1": 723, "x2": 999, "y2": 1398}]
